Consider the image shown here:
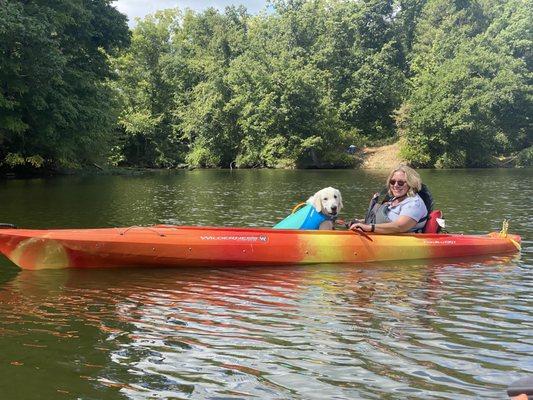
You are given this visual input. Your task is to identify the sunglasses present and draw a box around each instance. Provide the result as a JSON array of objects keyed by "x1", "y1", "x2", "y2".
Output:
[{"x1": 389, "y1": 179, "x2": 407, "y2": 187}]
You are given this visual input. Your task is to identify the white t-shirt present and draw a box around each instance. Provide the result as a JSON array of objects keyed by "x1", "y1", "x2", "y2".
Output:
[{"x1": 387, "y1": 194, "x2": 428, "y2": 230}]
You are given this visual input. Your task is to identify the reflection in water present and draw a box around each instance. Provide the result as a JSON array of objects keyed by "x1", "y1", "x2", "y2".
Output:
[{"x1": 0, "y1": 254, "x2": 530, "y2": 399}]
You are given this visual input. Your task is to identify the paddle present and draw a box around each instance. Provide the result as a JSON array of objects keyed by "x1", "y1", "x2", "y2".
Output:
[
  {"x1": 335, "y1": 219, "x2": 373, "y2": 241},
  {"x1": 508, "y1": 376, "x2": 533, "y2": 399}
]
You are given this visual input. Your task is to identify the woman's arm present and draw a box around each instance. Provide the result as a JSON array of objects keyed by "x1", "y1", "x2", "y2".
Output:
[{"x1": 349, "y1": 215, "x2": 418, "y2": 234}]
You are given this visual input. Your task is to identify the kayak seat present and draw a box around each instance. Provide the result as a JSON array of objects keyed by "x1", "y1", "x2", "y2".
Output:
[{"x1": 422, "y1": 210, "x2": 444, "y2": 233}]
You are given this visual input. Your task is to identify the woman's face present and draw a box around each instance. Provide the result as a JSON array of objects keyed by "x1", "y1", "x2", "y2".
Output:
[{"x1": 389, "y1": 171, "x2": 409, "y2": 198}]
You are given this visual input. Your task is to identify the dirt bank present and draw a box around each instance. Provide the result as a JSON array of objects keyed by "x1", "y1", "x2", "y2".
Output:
[{"x1": 358, "y1": 142, "x2": 405, "y2": 169}]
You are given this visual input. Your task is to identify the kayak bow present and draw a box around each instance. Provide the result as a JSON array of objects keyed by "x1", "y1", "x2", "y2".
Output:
[{"x1": 0, "y1": 225, "x2": 521, "y2": 270}]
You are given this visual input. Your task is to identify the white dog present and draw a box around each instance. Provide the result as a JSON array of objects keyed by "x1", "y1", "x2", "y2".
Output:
[{"x1": 307, "y1": 187, "x2": 343, "y2": 230}]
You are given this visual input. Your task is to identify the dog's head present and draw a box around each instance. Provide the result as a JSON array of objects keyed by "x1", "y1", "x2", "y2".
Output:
[{"x1": 308, "y1": 187, "x2": 343, "y2": 217}]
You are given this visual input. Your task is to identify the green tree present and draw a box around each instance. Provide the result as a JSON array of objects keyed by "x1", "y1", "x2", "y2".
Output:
[
  {"x1": 401, "y1": 0, "x2": 532, "y2": 167},
  {"x1": 309, "y1": 0, "x2": 406, "y2": 140},
  {"x1": 225, "y1": 5, "x2": 343, "y2": 168},
  {"x1": 112, "y1": 9, "x2": 180, "y2": 167},
  {"x1": 0, "y1": 0, "x2": 129, "y2": 171},
  {"x1": 174, "y1": 7, "x2": 250, "y2": 167}
]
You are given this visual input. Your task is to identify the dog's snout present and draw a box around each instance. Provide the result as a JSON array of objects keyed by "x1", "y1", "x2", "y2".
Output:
[{"x1": 331, "y1": 205, "x2": 337, "y2": 211}]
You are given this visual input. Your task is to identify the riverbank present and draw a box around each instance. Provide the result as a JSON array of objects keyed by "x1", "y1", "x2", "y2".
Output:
[
  {"x1": 1, "y1": 142, "x2": 529, "y2": 179},
  {"x1": 355, "y1": 142, "x2": 531, "y2": 169}
]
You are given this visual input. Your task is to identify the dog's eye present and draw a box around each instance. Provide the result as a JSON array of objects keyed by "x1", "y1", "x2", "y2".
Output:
[
  {"x1": 323, "y1": 197, "x2": 328, "y2": 201},
  {"x1": 334, "y1": 195, "x2": 338, "y2": 199}
]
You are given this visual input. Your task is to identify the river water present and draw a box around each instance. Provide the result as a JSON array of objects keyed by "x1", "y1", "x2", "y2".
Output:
[{"x1": 0, "y1": 169, "x2": 531, "y2": 399}]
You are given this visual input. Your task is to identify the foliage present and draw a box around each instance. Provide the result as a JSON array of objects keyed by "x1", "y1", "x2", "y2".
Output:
[
  {"x1": 185, "y1": 137, "x2": 222, "y2": 167},
  {"x1": 516, "y1": 146, "x2": 533, "y2": 167},
  {"x1": 0, "y1": 0, "x2": 130, "y2": 170},
  {"x1": 401, "y1": 0, "x2": 532, "y2": 168},
  {"x1": 107, "y1": 0, "x2": 406, "y2": 168},
  {"x1": 1, "y1": 0, "x2": 530, "y2": 171},
  {"x1": 111, "y1": 9, "x2": 179, "y2": 167}
]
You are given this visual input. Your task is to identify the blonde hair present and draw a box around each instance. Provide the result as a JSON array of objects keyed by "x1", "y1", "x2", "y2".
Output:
[{"x1": 386, "y1": 164, "x2": 422, "y2": 197}]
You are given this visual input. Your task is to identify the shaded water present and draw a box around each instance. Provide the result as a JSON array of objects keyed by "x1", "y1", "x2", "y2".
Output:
[{"x1": 0, "y1": 169, "x2": 531, "y2": 399}]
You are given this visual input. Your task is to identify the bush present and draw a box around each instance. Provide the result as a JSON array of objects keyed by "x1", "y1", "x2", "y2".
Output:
[
  {"x1": 318, "y1": 151, "x2": 357, "y2": 168},
  {"x1": 185, "y1": 139, "x2": 221, "y2": 167},
  {"x1": 399, "y1": 136, "x2": 432, "y2": 167},
  {"x1": 434, "y1": 151, "x2": 466, "y2": 169},
  {"x1": 517, "y1": 146, "x2": 533, "y2": 167}
]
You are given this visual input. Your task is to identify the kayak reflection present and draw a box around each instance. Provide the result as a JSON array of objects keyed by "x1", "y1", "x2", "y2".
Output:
[{"x1": 0, "y1": 256, "x2": 527, "y2": 399}]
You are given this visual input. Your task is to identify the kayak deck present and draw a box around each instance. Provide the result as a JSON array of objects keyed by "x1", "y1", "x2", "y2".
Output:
[{"x1": 0, "y1": 225, "x2": 521, "y2": 270}]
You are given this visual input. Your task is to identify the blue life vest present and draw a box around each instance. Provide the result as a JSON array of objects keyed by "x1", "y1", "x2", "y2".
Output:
[{"x1": 273, "y1": 204, "x2": 328, "y2": 230}]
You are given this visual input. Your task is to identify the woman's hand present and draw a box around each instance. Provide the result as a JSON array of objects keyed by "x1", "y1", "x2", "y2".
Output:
[
  {"x1": 350, "y1": 216, "x2": 418, "y2": 234},
  {"x1": 349, "y1": 222, "x2": 372, "y2": 232}
]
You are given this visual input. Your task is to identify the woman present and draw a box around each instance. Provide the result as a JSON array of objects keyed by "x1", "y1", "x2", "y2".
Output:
[{"x1": 350, "y1": 165, "x2": 428, "y2": 234}]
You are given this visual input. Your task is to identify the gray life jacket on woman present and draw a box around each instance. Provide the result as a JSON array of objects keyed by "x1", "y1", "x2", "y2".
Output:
[{"x1": 364, "y1": 184, "x2": 434, "y2": 231}]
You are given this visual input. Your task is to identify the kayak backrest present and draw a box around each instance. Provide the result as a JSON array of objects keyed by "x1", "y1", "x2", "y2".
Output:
[
  {"x1": 418, "y1": 183, "x2": 434, "y2": 213},
  {"x1": 422, "y1": 210, "x2": 443, "y2": 233}
]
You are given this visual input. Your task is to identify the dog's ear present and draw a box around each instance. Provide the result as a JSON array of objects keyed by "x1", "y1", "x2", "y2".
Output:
[
  {"x1": 336, "y1": 189, "x2": 343, "y2": 210},
  {"x1": 312, "y1": 193, "x2": 323, "y2": 213}
]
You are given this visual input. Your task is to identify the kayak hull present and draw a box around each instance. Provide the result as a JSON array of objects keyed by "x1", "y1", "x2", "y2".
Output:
[{"x1": 0, "y1": 225, "x2": 521, "y2": 270}]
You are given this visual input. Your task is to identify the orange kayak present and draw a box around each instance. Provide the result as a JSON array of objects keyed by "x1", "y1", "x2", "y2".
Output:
[{"x1": 0, "y1": 225, "x2": 521, "y2": 270}]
